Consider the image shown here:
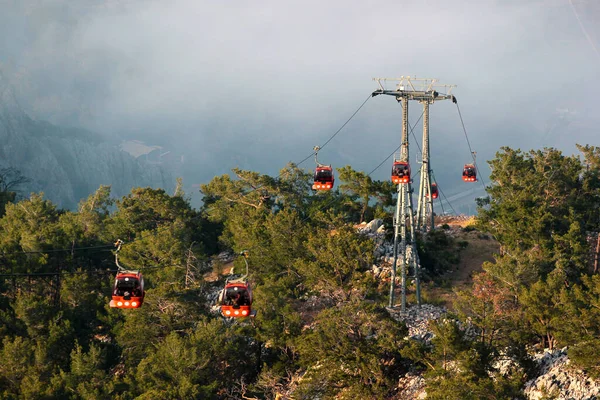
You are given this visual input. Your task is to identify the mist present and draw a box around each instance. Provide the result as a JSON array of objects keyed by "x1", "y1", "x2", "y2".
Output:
[{"x1": 1, "y1": 0, "x2": 599, "y2": 210}]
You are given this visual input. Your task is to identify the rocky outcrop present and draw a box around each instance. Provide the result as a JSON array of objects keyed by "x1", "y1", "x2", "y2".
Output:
[
  {"x1": 396, "y1": 372, "x2": 427, "y2": 400},
  {"x1": 387, "y1": 304, "x2": 447, "y2": 342},
  {"x1": 0, "y1": 76, "x2": 172, "y2": 209},
  {"x1": 525, "y1": 348, "x2": 600, "y2": 400},
  {"x1": 386, "y1": 305, "x2": 600, "y2": 400}
]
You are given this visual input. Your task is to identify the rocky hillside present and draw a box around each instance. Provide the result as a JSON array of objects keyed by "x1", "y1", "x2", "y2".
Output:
[
  {"x1": 308, "y1": 219, "x2": 600, "y2": 399},
  {"x1": 389, "y1": 305, "x2": 600, "y2": 400},
  {"x1": 0, "y1": 75, "x2": 173, "y2": 209},
  {"x1": 386, "y1": 219, "x2": 600, "y2": 400}
]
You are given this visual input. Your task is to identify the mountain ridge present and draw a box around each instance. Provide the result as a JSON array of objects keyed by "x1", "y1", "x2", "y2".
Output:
[{"x1": 0, "y1": 76, "x2": 173, "y2": 209}]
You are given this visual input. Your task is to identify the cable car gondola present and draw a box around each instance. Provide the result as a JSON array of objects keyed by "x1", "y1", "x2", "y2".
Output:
[
  {"x1": 217, "y1": 250, "x2": 256, "y2": 318},
  {"x1": 312, "y1": 145, "x2": 335, "y2": 191},
  {"x1": 462, "y1": 164, "x2": 477, "y2": 182},
  {"x1": 218, "y1": 281, "x2": 253, "y2": 318},
  {"x1": 110, "y1": 240, "x2": 145, "y2": 309},
  {"x1": 392, "y1": 161, "x2": 411, "y2": 184},
  {"x1": 110, "y1": 270, "x2": 145, "y2": 309},
  {"x1": 313, "y1": 166, "x2": 334, "y2": 191},
  {"x1": 429, "y1": 183, "x2": 439, "y2": 199}
]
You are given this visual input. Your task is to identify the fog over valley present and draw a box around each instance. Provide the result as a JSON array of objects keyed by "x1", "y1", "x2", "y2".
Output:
[{"x1": 1, "y1": 0, "x2": 599, "y2": 210}]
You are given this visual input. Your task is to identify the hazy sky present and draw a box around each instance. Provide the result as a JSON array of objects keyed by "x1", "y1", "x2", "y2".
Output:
[{"x1": 1, "y1": 0, "x2": 599, "y2": 208}]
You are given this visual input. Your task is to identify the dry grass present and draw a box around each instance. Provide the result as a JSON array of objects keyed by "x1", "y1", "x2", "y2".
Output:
[
  {"x1": 427, "y1": 215, "x2": 500, "y2": 309},
  {"x1": 453, "y1": 230, "x2": 499, "y2": 286},
  {"x1": 204, "y1": 261, "x2": 234, "y2": 282}
]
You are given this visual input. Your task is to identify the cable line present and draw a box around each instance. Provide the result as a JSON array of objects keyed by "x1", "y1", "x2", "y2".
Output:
[
  {"x1": 214, "y1": 92, "x2": 373, "y2": 209},
  {"x1": 568, "y1": 0, "x2": 600, "y2": 63},
  {"x1": 303, "y1": 114, "x2": 429, "y2": 223},
  {"x1": 301, "y1": 95, "x2": 464, "y2": 223},
  {"x1": 0, "y1": 93, "x2": 372, "y2": 280},
  {"x1": 455, "y1": 102, "x2": 487, "y2": 189},
  {"x1": 367, "y1": 146, "x2": 400, "y2": 176},
  {"x1": 1, "y1": 244, "x2": 114, "y2": 257},
  {"x1": 294, "y1": 94, "x2": 373, "y2": 167},
  {"x1": 437, "y1": 185, "x2": 458, "y2": 216},
  {"x1": 367, "y1": 111, "x2": 424, "y2": 176},
  {"x1": 0, "y1": 264, "x2": 167, "y2": 279},
  {"x1": 430, "y1": 171, "x2": 445, "y2": 216}
]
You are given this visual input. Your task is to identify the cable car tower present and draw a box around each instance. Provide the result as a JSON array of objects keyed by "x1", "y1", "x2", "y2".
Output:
[{"x1": 372, "y1": 76, "x2": 456, "y2": 311}]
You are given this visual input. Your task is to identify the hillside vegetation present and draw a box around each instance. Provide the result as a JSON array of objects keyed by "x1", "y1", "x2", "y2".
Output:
[{"x1": 0, "y1": 145, "x2": 599, "y2": 399}]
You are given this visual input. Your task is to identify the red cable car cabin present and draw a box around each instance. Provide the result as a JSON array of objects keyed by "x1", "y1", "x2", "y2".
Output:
[
  {"x1": 110, "y1": 271, "x2": 145, "y2": 309},
  {"x1": 462, "y1": 164, "x2": 477, "y2": 182},
  {"x1": 218, "y1": 281, "x2": 254, "y2": 318},
  {"x1": 313, "y1": 166, "x2": 334, "y2": 191},
  {"x1": 429, "y1": 183, "x2": 439, "y2": 199},
  {"x1": 392, "y1": 161, "x2": 411, "y2": 184}
]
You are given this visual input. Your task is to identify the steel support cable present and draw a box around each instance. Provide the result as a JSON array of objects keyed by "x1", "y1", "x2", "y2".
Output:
[
  {"x1": 0, "y1": 95, "x2": 409, "y2": 271},
  {"x1": 367, "y1": 111, "x2": 424, "y2": 176},
  {"x1": 430, "y1": 171, "x2": 445, "y2": 216},
  {"x1": 216, "y1": 93, "x2": 374, "y2": 208},
  {"x1": 0, "y1": 264, "x2": 167, "y2": 279},
  {"x1": 0, "y1": 85, "x2": 377, "y2": 273},
  {"x1": 1, "y1": 91, "x2": 373, "y2": 265},
  {"x1": 0, "y1": 226, "x2": 187, "y2": 275},
  {"x1": 303, "y1": 111, "x2": 424, "y2": 223},
  {"x1": 0, "y1": 222, "x2": 193, "y2": 280},
  {"x1": 295, "y1": 94, "x2": 373, "y2": 167},
  {"x1": 437, "y1": 185, "x2": 458, "y2": 216},
  {"x1": 568, "y1": 0, "x2": 600, "y2": 63},
  {"x1": 0, "y1": 246, "x2": 117, "y2": 278},
  {"x1": 82, "y1": 93, "x2": 375, "y2": 270},
  {"x1": 406, "y1": 109, "x2": 424, "y2": 156},
  {"x1": 0, "y1": 270, "x2": 114, "y2": 278},
  {"x1": 0, "y1": 94, "x2": 423, "y2": 277},
  {"x1": 367, "y1": 146, "x2": 401, "y2": 176},
  {"x1": 427, "y1": 171, "x2": 461, "y2": 218},
  {"x1": 455, "y1": 102, "x2": 487, "y2": 189},
  {"x1": 1, "y1": 94, "x2": 409, "y2": 270},
  {"x1": 438, "y1": 194, "x2": 446, "y2": 216},
  {"x1": 0, "y1": 244, "x2": 115, "y2": 257}
]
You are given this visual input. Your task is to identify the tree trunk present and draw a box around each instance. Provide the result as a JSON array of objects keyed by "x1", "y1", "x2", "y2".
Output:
[
  {"x1": 360, "y1": 195, "x2": 369, "y2": 224},
  {"x1": 594, "y1": 233, "x2": 600, "y2": 274}
]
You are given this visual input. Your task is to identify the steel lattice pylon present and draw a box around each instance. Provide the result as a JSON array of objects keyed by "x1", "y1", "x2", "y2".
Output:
[
  {"x1": 416, "y1": 101, "x2": 433, "y2": 232},
  {"x1": 372, "y1": 76, "x2": 455, "y2": 311}
]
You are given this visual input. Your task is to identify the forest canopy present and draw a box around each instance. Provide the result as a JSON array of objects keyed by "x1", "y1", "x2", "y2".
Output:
[{"x1": 0, "y1": 145, "x2": 599, "y2": 399}]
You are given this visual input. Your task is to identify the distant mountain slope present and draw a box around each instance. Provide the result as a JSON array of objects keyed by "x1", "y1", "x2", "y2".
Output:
[{"x1": 0, "y1": 75, "x2": 172, "y2": 209}]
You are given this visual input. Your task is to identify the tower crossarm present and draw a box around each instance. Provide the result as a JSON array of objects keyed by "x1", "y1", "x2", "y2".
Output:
[{"x1": 372, "y1": 76, "x2": 456, "y2": 102}]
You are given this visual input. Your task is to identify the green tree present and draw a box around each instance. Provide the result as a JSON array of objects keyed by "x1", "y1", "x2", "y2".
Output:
[
  {"x1": 0, "y1": 336, "x2": 34, "y2": 398},
  {"x1": 402, "y1": 319, "x2": 524, "y2": 400},
  {"x1": 575, "y1": 144, "x2": 600, "y2": 232},
  {"x1": 477, "y1": 147, "x2": 590, "y2": 283},
  {"x1": 336, "y1": 166, "x2": 374, "y2": 223},
  {"x1": 107, "y1": 187, "x2": 207, "y2": 289},
  {"x1": 302, "y1": 214, "x2": 375, "y2": 299},
  {"x1": 135, "y1": 319, "x2": 259, "y2": 399},
  {"x1": 294, "y1": 301, "x2": 408, "y2": 399},
  {"x1": 0, "y1": 167, "x2": 30, "y2": 217},
  {"x1": 0, "y1": 193, "x2": 63, "y2": 275},
  {"x1": 58, "y1": 185, "x2": 113, "y2": 244},
  {"x1": 555, "y1": 274, "x2": 600, "y2": 376},
  {"x1": 59, "y1": 271, "x2": 110, "y2": 346},
  {"x1": 57, "y1": 343, "x2": 110, "y2": 400}
]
